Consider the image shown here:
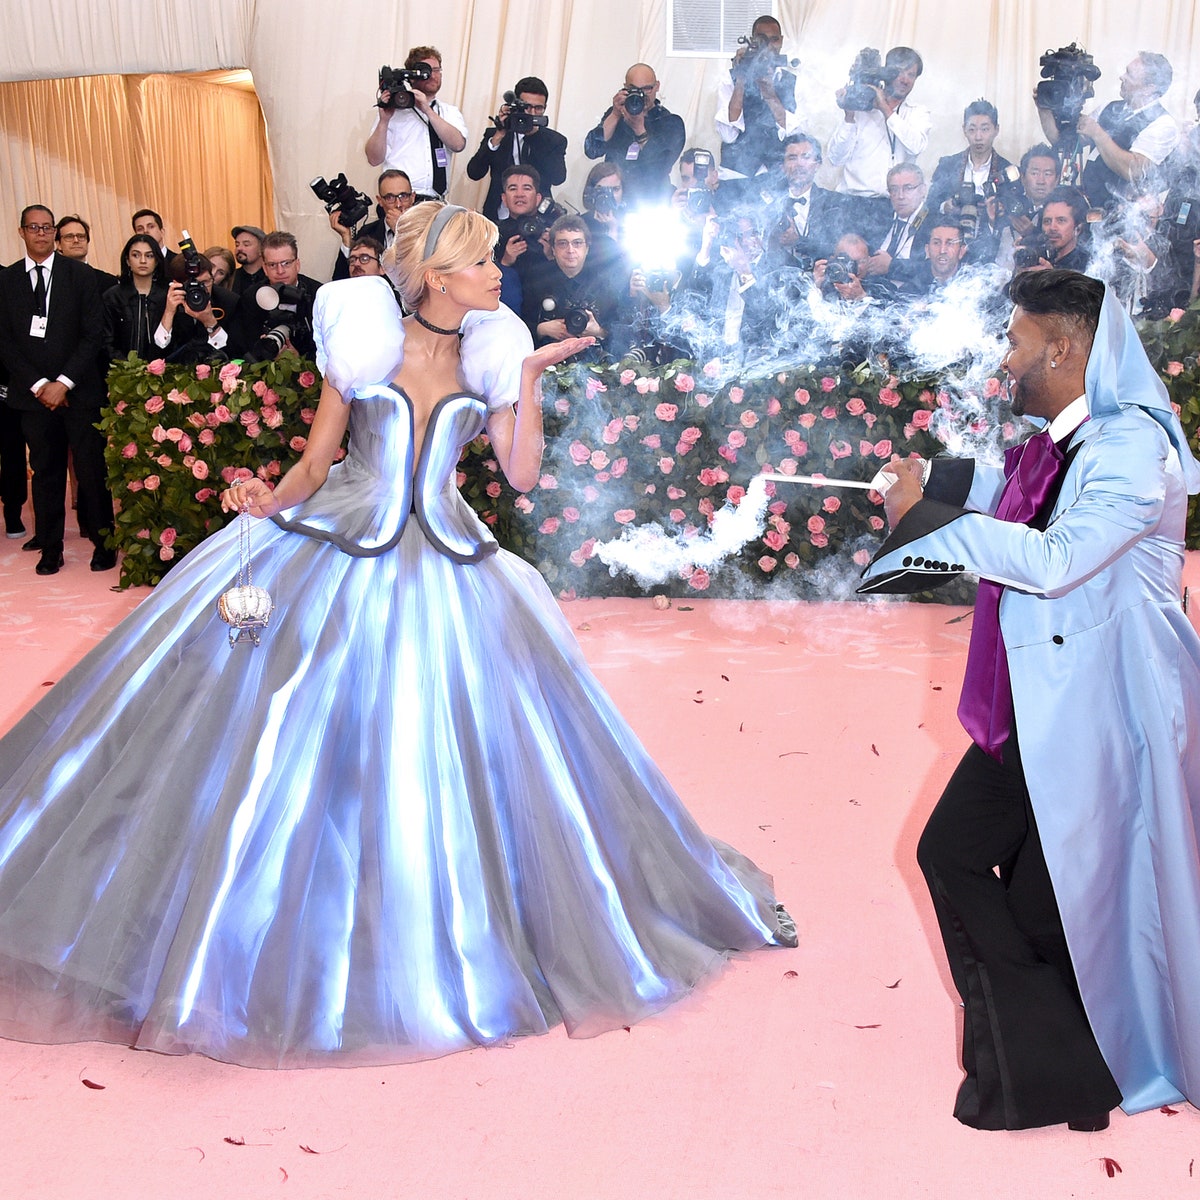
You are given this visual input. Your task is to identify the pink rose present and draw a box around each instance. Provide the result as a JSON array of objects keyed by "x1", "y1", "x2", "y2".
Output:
[
  {"x1": 568, "y1": 440, "x2": 591, "y2": 465},
  {"x1": 166, "y1": 426, "x2": 184, "y2": 442},
  {"x1": 717, "y1": 445, "x2": 738, "y2": 463},
  {"x1": 697, "y1": 467, "x2": 724, "y2": 487},
  {"x1": 763, "y1": 530, "x2": 787, "y2": 552},
  {"x1": 151, "y1": 424, "x2": 167, "y2": 443},
  {"x1": 829, "y1": 440, "x2": 851, "y2": 460},
  {"x1": 740, "y1": 411, "x2": 758, "y2": 428},
  {"x1": 758, "y1": 555, "x2": 777, "y2": 572},
  {"x1": 144, "y1": 474, "x2": 161, "y2": 491},
  {"x1": 288, "y1": 436, "x2": 306, "y2": 452},
  {"x1": 680, "y1": 426, "x2": 702, "y2": 444},
  {"x1": 485, "y1": 481, "x2": 503, "y2": 498},
  {"x1": 538, "y1": 517, "x2": 560, "y2": 535},
  {"x1": 218, "y1": 362, "x2": 241, "y2": 382},
  {"x1": 582, "y1": 486, "x2": 600, "y2": 502},
  {"x1": 610, "y1": 457, "x2": 628, "y2": 478},
  {"x1": 869, "y1": 515, "x2": 885, "y2": 531},
  {"x1": 198, "y1": 428, "x2": 215, "y2": 446},
  {"x1": 859, "y1": 439, "x2": 874, "y2": 457},
  {"x1": 667, "y1": 486, "x2": 687, "y2": 500},
  {"x1": 688, "y1": 568, "x2": 711, "y2": 591},
  {"x1": 145, "y1": 395, "x2": 165, "y2": 414},
  {"x1": 640, "y1": 434, "x2": 662, "y2": 450},
  {"x1": 674, "y1": 373, "x2": 695, "y2": 393},
  {"x1": 159, "y1": 527, "x2": 178, "y2": 548},
  {"x1": 642, "y1": 483, "x2": 655, "y2": 494},
  {"x1": 821, "y1": 405, "x2": 838, "y2": 419},
  {"x1": 168, "y1": 388, "x2": 190, "y2": 406},
  {"x1": 810, "y1": 532, "x2": 828, "y2": 548},
  {"x1": 146, "y1": 359, "x2": 166, "y2": 376},
  {"x1": 590, "y1": 449, "x2": 610, "y2": 470},
  {"x1": 121, "y1": 442, "x2": 138, "y2": 459},
  {"x1": 766, "y1": 396, "x2": 781, "y2": 416},
  {"x1": 555, "y1": 398, "x2": 571, "y2": 414},
  {"x1": 186, "y1": 412, "x2": 207, "y2": 429},
  {"x1": 157, "y1": 454, "x2": 173, "y2": 468},
  {"x1": 214, "y1": 404, "x2": 233, "y2": 424},
  {"x1": 794, "y1": 388, "x2": 810, "y2": 405},
  {"x1": 620, "y1": 368, "x2": 637, "y2": 385},
  {"x1": 239, "y1": 410, "x2": 257, "y2": 428},
  {"x1": 127, "y1": 479, "x2": 144, "y2": 492},
  {"x1": 820, "y1": 376, "x2": 837, "y2": 392},
  {"x1": 1166, "y1": 361, "x2": 1184, "y2": 376},
  {"x1": 252, "y1": 377, "x2": 268, "y2": 396},
  {"x1": 263, "y1": 407, "x2": 284, "y2": 429},
  {"x1": 874, "y1": 439, "x2": 893, "y2": 458},
  {"x1": 864, "y1": 413, "x2": 877, "y2": 429},
  {"x1": 776, "y1": 458, "x2": 797, "y2": 475},
  {"x1": 193, "y1": 363, "x2": 211, "y2": 380},
  {"x1": 878, "y1": 387, "x2": 901, "y2": 408},
  {"x1": 614, "y1": 509, "x2": 636, "y2": 524},
  {"x1": 823, "y1": 496, "x2": 841, "y2": 513},
  {"x1": 602, "y1": 418, "x2": 624, "y2": 444},
  {"x1": 298, "y1": 370, "x2": 316, "y2": 388},
  {"x1": 159, "y1": 546, "x2": 175, "y2": 562},
  {"x1": 845, "y1": 397, "x2": 867, "y2": 416},
  {"x1": 784, "y1": 552, "x2": 800, "y2": 569},
  {"x1": 623, "y1": 414, "x2": 640, "y2": 431},
  {"x1": 562, "y1": 507, "x2": 580, "y2": 522},
  {"x1": 300, "y1": 408, "x2": 317, "y2": 425},
  {"x1": 727, "y1": 485, "x2": 746, "y2": 505},
  {"x1": 596, "y1": 471, "x2": 611, "y2": 483},
  {"x1": 634, "y1": 377, "x2": 651, "y2": 395},
  {"x1": 983, "y1": 376, "x2": 1002, "y2": 398},
  {"x1": 569, "y1": 538, "x2": 597, "y2": 567},
  {"x1": 728, "y1": 387, "x2": 744, "y2": 404},
  {"x1": 654, "y1": 402, "x2": 678, "y2": 421},
  {"x1": 695, "y1": 392, "x2": 713, "y2": 408},
  {"x1": 179, "y1": 434, "x2": 193, "y2": 452},
  {"x1": 727, "y1": 429, "x2": 747, "y2": 449},
  {"x1": 807, "y1": 515, "x2": 826, "y2": 534},
  {"x1": 585, "y1": 376, "x2": 608, "y2": 400},
  {"x1": 538, "y1": 474, "x2": 558, "y2": 490},
  {"x1": 658, "y1": 457, "x2": 675, "y2": 474},
  {"x1": 911, "y1": 409, "x2": 933, "y2": 430},
  {"x1": 513, "y1": 495, "x2": 534, "y2": 513},
  {"x1": 191, "y1": 460, "x2": 209, "y2": 480},
  {"x1": 114, "y1": 400, "x2": 128, "y2": 414},
  {"x1": 703, "y1": 358, "x2": 722, "y2": 377},
  {"x1": 670, "y1": 508, "x2": 685, "y2": 522},
  {"x1": 799, "y1": 413, "x2": 816, "y2": 429},
  {"x1": 697, "y1": 497, "x2": 715, "y2": 518},
  {"x1": 853, "y1": 549, "x2": 871, "y2": 566}
]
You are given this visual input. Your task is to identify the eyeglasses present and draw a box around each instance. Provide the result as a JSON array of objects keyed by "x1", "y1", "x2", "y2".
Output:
[
  {"x1": 519, "y1": 103, "x2": 547, "y2": 115},
  {"x1": 57, "y1": 231, "x2": 88, "y2": 241},
  {"x1": 380, "y1": 192, "x2": 414, "y2": 205},
  {"x1": 554, "y1": 238, "x2": 587, "y2": 250},
  {"x1": 264, "y1": 258, "x2": 296, "y2": 270},
  {"x1": 348, "y1": 254, "x2": 380, "y2": 266},
  {"x1": 22, "y1": 223, "x2": 54, "y2": 234},
  {"x1": 887, "y1": 183, "x2": 923, "y2": 196}
]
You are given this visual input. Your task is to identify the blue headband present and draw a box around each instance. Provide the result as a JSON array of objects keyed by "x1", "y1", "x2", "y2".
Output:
[{"x1": 424, "y1": 204, "x2": 467, "y2": 260}]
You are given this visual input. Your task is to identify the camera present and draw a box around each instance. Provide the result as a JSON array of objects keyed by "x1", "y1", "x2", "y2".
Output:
[
  {"x1": 513, "y1": 199, "x2": 566, "y2": 244},
  {"x1": 311, "y1": 173, "x2": 372, "y2": 231},
  {"x1": 993, "y1": 165, "x2": 1033, "y2": 223},
  {"x1": 731, "y1": 33, "x2": 796, "y2": 85},
  {"x1": 838, "y1": 48, "x2": 897, "y2": 112},
  {"x1": 377, "y1": 62, "x2": 432, "y2": 110},
  {"x1": 1013, "y1": 233, "x2": 1051, "y2": 271},
  {"x1": 248, "y1": 284, "x2": 310, "y2": 363},
  {"x1": 1034, "y1": 43, "x2": 1101, "y2": 131},
  {"x1": 541, "y1": 297, "x2": 592, "y2": 337},
  {"x1": 501, "y1": 91, "x2": 548, "y2": 137},
  {"x1": 824, "y1": 252, "x2": 858, "y2": 285},
  {"x1": 589, "y1": 184, "x2": 624, "y2": 218},
  {"x1": 176, "y1": 229, "x2": 210, "y2": 312},
  {"x1": 950, "y1": 182, "x2": 980, "y2": 242},
  {"x1": 623, "y1": 86, "x2": 648, "y2": 117}
]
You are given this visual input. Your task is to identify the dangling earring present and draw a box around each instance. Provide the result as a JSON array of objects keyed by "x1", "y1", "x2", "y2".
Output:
[{"x1": 440, "y1": 284, "x2": 447, "y2": 294}]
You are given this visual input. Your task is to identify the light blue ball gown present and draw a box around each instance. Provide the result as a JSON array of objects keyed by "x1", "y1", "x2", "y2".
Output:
[{"x1": 0, "y1": 279, "x2": 792, "y2": 1068}]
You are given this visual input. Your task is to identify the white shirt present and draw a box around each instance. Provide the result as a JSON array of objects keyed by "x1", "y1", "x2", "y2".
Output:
[
  {"x1": 380, "y1": 101, "x2": 469, "y2": 196},
  {"x1": 1048, "y1": 395, "x2": 1090, "y2": 443},
  {"x1": 23, "y1": 253, "x2": 73, "y2": 392},
  {"x1": 714, "y1": 73, "x2": 804, "y2": 153},
  {"x1": 826, "y1": 101, "x2": 931, "y2": 197}
]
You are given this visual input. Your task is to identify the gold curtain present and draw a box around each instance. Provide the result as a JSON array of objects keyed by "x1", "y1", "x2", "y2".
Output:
[{"x1": 0, "y1": 71, "x2": 274, "y2": 274}]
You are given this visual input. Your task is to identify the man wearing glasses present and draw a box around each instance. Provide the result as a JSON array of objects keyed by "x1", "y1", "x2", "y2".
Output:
[
  {"x1": 466, "y1": 76, "x2": 568, "y2": 222},
  {"x1": 365, "y1": 45, "x2": 468, "y2": 202},
  {"x1": 330, "y1": 170, "x2": 414, "y2": 281},
  {"x1": 54, "y1": 216, "x2": 118, "y2": 296},
  {"x1": 0, "y1": 205, "x2": 113, "y2": 575},
  {"x1": 251, "y1": 231, "x2": 320, "y2": 359},
  {"x1": 862, "y1": 163, "x2": 931, "y2": 282}
]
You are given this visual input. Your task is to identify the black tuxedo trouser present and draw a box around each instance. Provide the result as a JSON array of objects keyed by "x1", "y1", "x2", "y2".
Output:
[
  {"x1": 916, "y1": 736, "x2": 1122, "y2": 1129},
  {"x1": 20, "y1": 403, "x2": 113, "y2": 550},
  {"x1": 0, "y1": 403, "x2": 27, "y2": 515}
]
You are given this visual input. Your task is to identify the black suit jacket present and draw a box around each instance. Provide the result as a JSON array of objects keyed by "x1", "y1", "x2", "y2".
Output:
[
  {"x1": 331, "y1": 216, "x2": 392, "y2": 282},
  {"x1": 466, "y1": 126, "x2": 569, "y2": 222},
  {"x1": 0, "y1": 254, "x2": 105, "y2": 411},
  {"x1": 769, "y1": 185, "x2": 846, "y2": 263}
]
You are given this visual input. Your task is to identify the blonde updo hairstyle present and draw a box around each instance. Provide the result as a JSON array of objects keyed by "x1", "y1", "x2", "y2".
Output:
[{"x1": 385, "y1": 203, "x2": 498, "y2": 310}]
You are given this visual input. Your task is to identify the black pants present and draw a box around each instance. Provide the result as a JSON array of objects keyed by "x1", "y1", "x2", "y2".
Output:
[
  {"x1": 0, "y1": 401, "x2": 27, "y2": 517},
  {"x1": 916, "y1": 738, "x2": 1122, "y2": 1129},
  {"x1": 20, "y1": 402, "x2": 113, "y2": 551}
]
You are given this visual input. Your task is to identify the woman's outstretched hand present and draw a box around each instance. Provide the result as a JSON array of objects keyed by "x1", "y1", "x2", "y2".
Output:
[{"x1": 522, "y1": 337, "x2": 596, "y2": 378}]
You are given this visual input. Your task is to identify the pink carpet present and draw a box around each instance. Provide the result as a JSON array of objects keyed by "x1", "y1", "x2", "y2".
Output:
[{"x1": 0, "y1": 522, "x2": 1197, "y2": 1199}]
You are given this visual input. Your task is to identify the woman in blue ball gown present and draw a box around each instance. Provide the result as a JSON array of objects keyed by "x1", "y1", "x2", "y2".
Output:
[{"x1": 0, "y1": 203, "x2": 794, "y2": 1068}]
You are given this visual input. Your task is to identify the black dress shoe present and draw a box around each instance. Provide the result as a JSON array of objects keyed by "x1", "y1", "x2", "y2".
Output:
[
  {"x1": 90, "y1": 545, "x2": 117, "y2": 571},
  {"x1": 35, "y1": 548, "x2": 64, "y2": 575},
  {"x1": 1067, "y1": 1111, "x2": 1111, "y2": 1132},
  {"x1": 22, "y1": 536, "x2": 41, "y2": 552},
  {"x1": 4, "y1": 507, "x2": 24, "y2": 538}
]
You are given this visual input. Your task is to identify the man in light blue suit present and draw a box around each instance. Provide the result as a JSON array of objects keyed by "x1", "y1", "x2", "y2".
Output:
[{"x1": 860, "y1": 270, "x2": 1200, "y2": 1130}]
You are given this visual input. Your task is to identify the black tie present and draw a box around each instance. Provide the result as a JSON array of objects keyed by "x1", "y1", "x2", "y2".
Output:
[
  {"x1": 32, "y1": 264, "x2": 46, "y2": 317},
  {"x1": 886, "y1": 217, "x2": 906, "y2": 256}
]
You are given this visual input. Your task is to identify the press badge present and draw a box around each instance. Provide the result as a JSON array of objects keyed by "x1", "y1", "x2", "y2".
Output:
[
  {"x1": 435, "y1": 148, "x2": 449, "y2": 168},
  {"x1": 625, "y1": 142, "x2": 641, "y2": 161},
  {"x1": 30, "y1": 316, "x2": 47, "y2": 338}
]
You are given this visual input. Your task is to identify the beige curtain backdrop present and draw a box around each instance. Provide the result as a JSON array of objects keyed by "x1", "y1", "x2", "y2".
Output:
[{"x1": 0, "y1": 0, "x2": 1197, "y2": 278}]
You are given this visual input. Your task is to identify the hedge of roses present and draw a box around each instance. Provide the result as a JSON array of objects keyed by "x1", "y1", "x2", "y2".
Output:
[
  {"x1": 101, "y1": 352, "x2": 325, "y2": 587},
  {"x1": 101, "y1": 300, "x2": 1200, "y2": 595}
]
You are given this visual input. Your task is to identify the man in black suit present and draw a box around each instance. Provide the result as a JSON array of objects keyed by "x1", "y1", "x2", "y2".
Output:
[
  {"x1": 466, "y1": 76, "x2": 568, "y2": 222},
  {"x1": 0, "y1": 205, "x2": 114, "y2": 574},
  {"x1": 329, "y1": 170, "x2": 415, "y2": 281},
  {"x1": 54, "y1": 215, "x2": 118, "y2": 296},
  {"x1": 768, "y1": 133, "x2": 845, "y2": 265}
]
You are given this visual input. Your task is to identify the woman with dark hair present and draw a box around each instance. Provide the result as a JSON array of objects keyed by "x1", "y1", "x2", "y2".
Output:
[
  {"x1": 102, "y1": 233, "x2": 172, "y2": 360},
  {"x1": 0, "y1": 202, "x2": 795, "y2": 1069}
]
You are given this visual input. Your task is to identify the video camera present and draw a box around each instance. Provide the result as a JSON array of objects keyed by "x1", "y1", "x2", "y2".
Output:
[
  {"x1": 838, "y1": 48, "x2": 898, "y2": 112},
  {"x1": 377, "y1": 62, "x2": 433, "y2": 110},
  {"x1": 731, "y1": 32, "x2": 797, "y2": 85},
  {"x1": 176, "y1": 229, "x2": 210, "y2": 312},
  {"x1": 500, "y1": 91, "x2": 549, "y2": 137},
  {"x1": 311, "y1": 174, "x2": 372, "y2": 231},
  {"x1": 1035, "y1": 43, "x2": 1101, "y2": 132}
]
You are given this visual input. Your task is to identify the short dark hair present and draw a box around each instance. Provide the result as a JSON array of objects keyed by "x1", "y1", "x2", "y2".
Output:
[
  {"x1": 781, "y1": 132, "x2": 822, "y2": 161},
  {"x1": 263, "y1": 231, "x2": 298, "y2": 256},
  {"x1": 1006, "y1": 268, "x2": 1103, "y2": 346},
  {"x1": 1042, "y1": 184, "x2": 1088, "y2": 228},
  {"x1": 885, "y1": 46, "x2": 923, "y2": 77},
  {"x1": 1020, "y1": 143, "x2": 1061, "y2": 174},
  {"x1": 549, "y1": 214, "x2": 589, "y2": 246},
  {"x1": 928, "y1": 220, "x2": 965, "y2": 240},
  {"x1": 501, "y1": 163, "x2": 542, "y2": 192},
  {"x1": 963, "y1": 98, "x2": 998, "y2": 126},
  {"x1": 55, "y1": 214, "x2": 90, "y2": 240},
  {"x1": 513, "y1": 76, "x2": 548, "y2": 100},
  {"x1": 377, "y1": 168, "x2": 411, "y2": 191},
  {"x1": 752, "y1": 14, "x2": 781, "y2": 34},
  {"x1": 131, "y1": 208, "x2": 163, "y2": 230},
  {"x1": 351, "y1": 235, "x2": 384, "y2": 257},
  {"x1": 20, "y1": 204, "x2": 54, "y2": 227},
  {"x1": 404, "y1": 45, "x2": 441, "y2": 70}
]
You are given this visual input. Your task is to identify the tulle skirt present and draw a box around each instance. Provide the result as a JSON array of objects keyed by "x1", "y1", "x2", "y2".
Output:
[{"x1": 0, "y1": 515, "x2": 789, "y2": 1067}]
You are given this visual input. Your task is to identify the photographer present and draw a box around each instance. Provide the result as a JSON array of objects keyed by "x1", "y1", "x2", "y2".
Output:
[
  {"x1": 364, "y1": 45, "x2": 468, "y2": 201},
  {"x1": 927, "y1": 100, "x2": 1013, "y2": 262},
  {"x1": 767, "y1": 133, "x2": 844, "y2": 265},
  {"x1": 862, "y1": 163, "x2": 930, "y2": 284},
  {"x1": 993, "y1": 145, "x2": 1061, "y2": 271},
  {"x1": 230, "y1": 225, "x2": 267, "y2": 297},
  {"x1": 584, "y1": 63, "x2": 686, "y2": 206},
  {"x1": 1075, "y1": 53, "x2": 1181, "y2": 209},
  {"x1": 161, "y1": 249, "x2": 247, "y2": 361},
  {"x1": 330, "y1": 169, "x2": 414, "y2": 280},
  {"x1": 1015, "y1": 185, "x2": 1091, "y2": 274},
  {"x1": 715, "y1": 15, "x2": 802, "y2": 178},
  {"x1": 465, "y1": 76, "x2": 568, "y2": 222},
  {"x1": 521, "y1": 216, "x2": 620, "y2": 358},
  {"x1": 826, "y1": 46, "x2": 931, "y2": 247},
  {"x1": 250, "y1": 232, "x2": 320, "y2": 360}
]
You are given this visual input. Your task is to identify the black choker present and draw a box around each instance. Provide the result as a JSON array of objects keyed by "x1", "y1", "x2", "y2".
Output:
[{"x1": 413, "y1": 311, "x2": 461, "y2": 336}]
